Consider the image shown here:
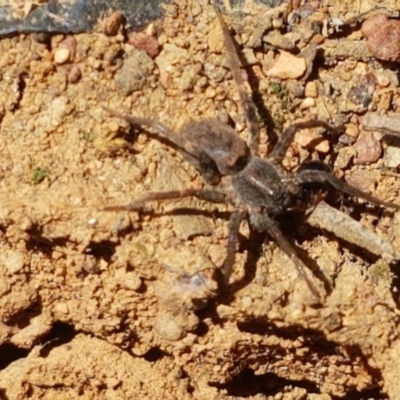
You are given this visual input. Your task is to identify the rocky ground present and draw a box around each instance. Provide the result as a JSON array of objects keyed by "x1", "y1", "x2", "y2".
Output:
[{"x1": 1, "y1": 0, "x2": 400, "y2": 398}]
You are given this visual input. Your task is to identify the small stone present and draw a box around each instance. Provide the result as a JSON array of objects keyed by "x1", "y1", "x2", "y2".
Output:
[
  {"x1": 208, "y1": 24, "x2": 224, "y2": 53},
  {"x1": 353, "y1": 131, "x2": 382, "y2": 165},
  {"x1": 128, "y1": 32, "x2": 160, "y2": 58},
  {"x1": 67, "y1": 65, "x2": 81, "y2": 83},
  {"x1": 265, "y1": 51, "x2": 306, "y2": 79},
  {"x1": 376, "y1": 74, "x2": 390, "y2": 87},
  {"x1": 54, "y1": 302, "x2": 69, "y2": 314},
  {"x1": 299, "y1": 97, "x2": 315, "y2": 110},
  {"x1": 378, "y1": 91, "x2": 393, "y2": 111},
  {"x1": 60, "y1": 36, "x2": 77, "y2": 59},
  {"x1": 345, "y1": 123, "x2": 359, "y2": 138},
  {"x1": 362, "y1": 14, "x2": 400, "y2": 62},
  {"x1": 54, "y1": 48, "x2": 70, "y2": 64},
  {"x1": 205, "y1": 86, "x2": 216, "y2": 99},
  {"x1": 87, "y1": 218, "x2": 98, "y2": 227},
  {"x1": 305, "y1": 81, "x2": 318, "y2": 98},
  {"x1": 346, "y1": 73, "x2": 376, "y2": 109},
  {"x1": 104, "y1": 11, "x2": 123, "y2": 36},
  {"x1": 384, "y1": 146, "x2": 400, "y2": 168},
  {"x1": 315, "y1": 140, "x2": 330, "y2": 154}
]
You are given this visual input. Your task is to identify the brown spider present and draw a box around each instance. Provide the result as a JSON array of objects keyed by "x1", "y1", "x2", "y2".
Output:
[{"x1": 103, "y1": 4, "x2": 400, "y2": 301}]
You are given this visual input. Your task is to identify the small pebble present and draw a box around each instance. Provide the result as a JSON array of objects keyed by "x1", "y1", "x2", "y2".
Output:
[
  {"x1": 345, "y1": 123, "x2": 359, "y2": 138},
  {"x1": 362, "y1": 14, "x2": 400, "y2": 62},
  {"x1": 67, "y1": 65, "x2": 81, "y2": 83},
  {"x1": 87, "y1": 218, "x2": 98, "y2": 227},
  {"x1": 305, "y1": 81, "x2": 318, "y2": 98},
  {"x1": 384, "y1": 146, "x2": 400, "y2": 169},
  {"x1": 104, "y1": 11, "x2": 123, "y2": 36},
  {"x1": 60, "y1": 36, "x2": 77, "y2": 58},
  {"x1": 299, "y1": 97, "x2": 315, "y2": 110},
  {"x1": 54, "y1": 48, "x2": 70, "y2": 64},
  {"x1": 208, "y1": 24, "x2": 224, "y2": 53},
  {"x1": 205, "y1": 86, "x2": 216, "y2": 98},
  {"x1": 315, "y1": 140, "x2": 330, "y2": 154},
  {"x1": 265, "y1": 51, "x2": 306, "y2": 79},
  {"x1": 353, "y1": 131, "x2": 382, "y2": 165},
  {"x1": 54, "y1": 302, "x2": 69, "y2": 314},
  {"x1": 129, "y1": 32, "x2": 160, "y2": 58},
  {"x1": 376, "y1": 74, "x2": 390, "y2": 87}
]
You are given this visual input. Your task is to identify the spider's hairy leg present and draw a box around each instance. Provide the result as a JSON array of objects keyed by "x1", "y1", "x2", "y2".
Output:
[
  {"x1": 213, "y1": 3, "x2": 260, "y2": 154},
  {"x1": 103, "y1": 106, "x2": 185, "y2": 151},
  {"x1": 270, "y1": 120, "x2": 344, "y2": 164},
  {"x1": 249, "y1": 213, "x2": 321, "y2": 302},
  {"x1": 296, "y1": 169, "x2": 400, "y2": 211},
  {"x1": 222, "y1": 211, "x2": 247, "y2": 289},
  {"x1": 104, "y1": 189, "x2": 227, "y2": 211}
]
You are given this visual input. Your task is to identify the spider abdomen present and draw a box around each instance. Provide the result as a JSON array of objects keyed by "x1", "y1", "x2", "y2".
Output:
[{"x1": 182, "y1": 119, "x2": 250, "y2": 175}]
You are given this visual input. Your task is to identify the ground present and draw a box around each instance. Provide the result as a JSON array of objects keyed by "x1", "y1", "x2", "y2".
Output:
[{"x1": 1, "y1": 0, "x2": 400, "y2": 398}]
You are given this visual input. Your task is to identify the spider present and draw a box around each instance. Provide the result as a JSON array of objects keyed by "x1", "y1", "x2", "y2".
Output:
[{"x1": 103, "y1": 3, "x2": 400, "y2": 301}]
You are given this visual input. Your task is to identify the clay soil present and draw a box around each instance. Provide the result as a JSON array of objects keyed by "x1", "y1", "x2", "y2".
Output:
[{"x1": 1, "y1": 0, "x2": 400, "y2": 399}]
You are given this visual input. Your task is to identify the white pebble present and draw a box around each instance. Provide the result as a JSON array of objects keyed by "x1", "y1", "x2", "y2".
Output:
[{"x1": 54, "y1": 48, "x2": 70, "y2": 64}]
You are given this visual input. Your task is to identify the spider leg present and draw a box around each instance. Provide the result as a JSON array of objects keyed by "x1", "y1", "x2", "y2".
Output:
[
  {"x1": 104, "y1": 189, "x2": 227, "y2": 211},
  {"x1": 249, "y1": 213, "x2": 321, "y2": 301},
  {"x1": 270, "y1": 120, "x2": 343, "y2": 164},
  {"x1": 213, "y1": 4, "x2": 260, "y2": 154},
  {"x1": 104, "y1": 106, "x2": 222, "y2": 184},
  {"x1": 103, "y1": 106, "x2": 185, "y2": 151},
  {"x1": 296, "y1": 169, "x2": 400, "y2": 210},
  {"x1": 222, "y1": 210, "x2": 247, "y2": 288}
]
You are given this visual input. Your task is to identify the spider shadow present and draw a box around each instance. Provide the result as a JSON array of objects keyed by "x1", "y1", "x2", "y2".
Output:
[
  {"x1": 137, "y1": 206, "x2": 332, "y2": 304},
  {"x1": 227, "y1": 220, "x2": 333, "y2": 304}
]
